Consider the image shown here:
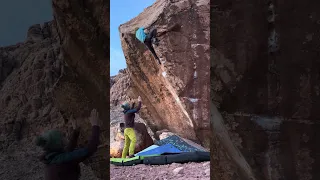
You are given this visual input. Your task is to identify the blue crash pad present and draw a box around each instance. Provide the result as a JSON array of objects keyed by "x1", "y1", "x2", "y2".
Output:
[
  {"x1": 134, "y1": 145, "x2": 159, "y2": 156},
  {"x1": 136, "y1": 143, "x2": 182, "y2": 156},
  {"x1": 155, "y1": 135, "x2": 206, "y2": 152}
]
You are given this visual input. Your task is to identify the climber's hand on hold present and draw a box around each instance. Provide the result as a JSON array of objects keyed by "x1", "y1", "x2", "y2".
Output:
[
  {"x1": 89, "y1": 109, "x2": 99, "y2": 126},
  {"x1": 144, "y1": 26, "x2": 151, "y2": 31},
  {"x1": 138, "y1": 96, "x2": 142, "y2": 102},
  {"x1": 168, "y1": 23, "x2": 181, "y2": 32}
]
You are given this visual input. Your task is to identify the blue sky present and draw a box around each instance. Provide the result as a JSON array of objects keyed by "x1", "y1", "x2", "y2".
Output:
[
  {"x1": 110, "y1": 0, "x2": 156, "y2": 76},
  {"x1": 0, "y1": 0, "x2": 52, "y2": 46},
  {"x1": 0, "y1": 0, "x2": 155, "y2": 76}
]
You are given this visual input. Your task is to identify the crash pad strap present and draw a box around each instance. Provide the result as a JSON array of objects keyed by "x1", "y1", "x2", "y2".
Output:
[
  {"x1": 110, "y1": 155, "x2": 161, "y2": 166},
  {"x1": 110, "y1": 156, "x2": 140, "y2": 163},
  {"x1": 143, "y1": 152, "x2": 210, "y2": 165}
]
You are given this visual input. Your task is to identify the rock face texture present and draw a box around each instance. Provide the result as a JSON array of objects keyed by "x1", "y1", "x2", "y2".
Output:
[
  {"x1": 211, "y1": 1, "x2": 320, "y2": 180},
  {"x1": 0, "y1": 0, "x2": 109, "y2": 179},
  {"x1": 110, "y1": 69, "x2": 131, "y2": 107},
  {"x1": 119, "y1": 0, "x2": 210, "y2": 147}
]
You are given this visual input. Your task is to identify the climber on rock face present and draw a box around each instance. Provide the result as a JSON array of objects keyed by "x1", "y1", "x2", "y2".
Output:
[
  {"x1": 35, "y1": 109, "x2": 100, "y2": 180},
  {"x1": 135, "y1": 27, "x2": 161, "y2": 65},
  {"x1": 121, "y1": 96, "x2": 142, "y2": 158},
  {"x1": 135, "y1": 24, "x2": 181, "y2": 66}
]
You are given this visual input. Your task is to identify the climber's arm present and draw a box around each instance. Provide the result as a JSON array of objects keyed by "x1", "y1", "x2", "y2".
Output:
[
  {"x1": 126, "y1": 101, "x2": 142, "y2": 114},
  {"x1": 66, "y1": 116, "x2": 80, "y2": 152},
  {"x1": 135, "y1": 101, "x2": 142, "y2": 112},
  {"x1": 65, "y1": 128, "x2": 80, "y2": 152},
  {"x1": 158, "y1": 24, "x2": 181, "y2": 37},
  {"x1": 49, "y1": 126, "x2": 100, "y2": 164}
]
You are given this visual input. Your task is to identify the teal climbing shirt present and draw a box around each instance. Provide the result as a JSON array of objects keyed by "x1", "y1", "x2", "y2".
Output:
[{"x1": 135, "y1": 27, "x2": 146, "y2": 43}]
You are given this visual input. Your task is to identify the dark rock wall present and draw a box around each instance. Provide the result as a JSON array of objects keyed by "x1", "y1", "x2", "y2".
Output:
[{"x1": 211, "y1": 1, "x2": 320, "y2": 179}]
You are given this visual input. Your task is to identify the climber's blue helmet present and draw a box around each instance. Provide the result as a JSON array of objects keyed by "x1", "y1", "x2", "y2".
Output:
[{"x1": 121, "y1": 102, "x2": 130, "y2": 110}]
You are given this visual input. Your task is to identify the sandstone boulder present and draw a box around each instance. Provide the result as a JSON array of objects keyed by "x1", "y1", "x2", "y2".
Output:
[
  {"x1": 119, "y1": 0, "x2": 210, "y2": 148},
  {"x1": 0, "y1": 0, "x2": 109, "y2": 179},
  {"x1": 51, "y1": 0, "x2": 109, "y2": 178},
  {"x1": 211, "y1": 1, "x2": 320, "y2": 179}
]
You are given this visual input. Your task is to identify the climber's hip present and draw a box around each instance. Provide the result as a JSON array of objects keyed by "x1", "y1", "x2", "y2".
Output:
[
  {"x1": 146, "y1": 27, "x2": 157, "y2": 41},
  {"x1": 124, "y1": 128, "x2": 136, "y2": 140}
]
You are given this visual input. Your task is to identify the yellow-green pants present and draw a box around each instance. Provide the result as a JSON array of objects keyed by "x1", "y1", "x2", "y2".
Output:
[{"x1": 121, "y1": 128, "x2": 137, "y2": 158}]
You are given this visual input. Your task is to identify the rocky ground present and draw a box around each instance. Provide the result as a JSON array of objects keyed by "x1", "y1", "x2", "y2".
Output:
[{"x1": 110, "y1": 162, "x2": 210, "y2": 180}]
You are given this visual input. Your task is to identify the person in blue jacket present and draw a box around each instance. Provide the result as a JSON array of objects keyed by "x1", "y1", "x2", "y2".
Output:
[
  {"x1": 36, "y1": 109, "x2": 100, "y2": 180},
  {"x1": 135, "y1": 27, "x2": 161, "y2": 65}
]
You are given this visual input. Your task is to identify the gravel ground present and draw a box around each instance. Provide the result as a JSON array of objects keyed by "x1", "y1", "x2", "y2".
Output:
[{"x1": 110, "y1": 162, "x2": 210, "y2": 180}]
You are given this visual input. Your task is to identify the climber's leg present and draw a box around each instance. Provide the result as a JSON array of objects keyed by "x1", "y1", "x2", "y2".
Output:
[
  {"x1": 147, "y1": 27, "x2": 158, "y2": 39},
  {"x1": 157, "y1": 23, "x2": 181, "y2": 37},
  {"x1": 121, "y1": 128, "x2": 131, "y2": 158},
  {"x1": 126, "y1": 128, "x2": 137, "y2": 157},
  {"x1": 147, "y1": 27, "x2": 159, "y2": 46},
  {"x1": 144, "y1": 40, "x2": 161, "y2": 65}
]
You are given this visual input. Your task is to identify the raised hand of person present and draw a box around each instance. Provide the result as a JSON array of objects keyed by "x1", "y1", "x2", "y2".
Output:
[{"x1": 89, "y1": 109, "x2": 99, "y2": 126}]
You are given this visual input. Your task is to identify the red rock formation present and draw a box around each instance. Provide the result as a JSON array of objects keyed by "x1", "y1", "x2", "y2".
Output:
[
  {"x1": 119, "y1": 0, "x2": 210, "y2": 148},
  {"x1": 211, "y1": 1, "x2": 320, "y2": 179},
  {"x1": 110, "y1": 69, "x2": 131, "y2": 106},
  {"x1": 0, "y1": 0, "x2": 109, "y2": 179},
  {"x1": 51, "y1": 0, "x2": 109, "y2": 178}
]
